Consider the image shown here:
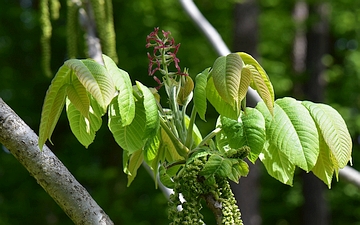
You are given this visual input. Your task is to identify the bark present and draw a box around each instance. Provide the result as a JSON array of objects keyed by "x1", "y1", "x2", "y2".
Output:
[
  {"x1": 0, "y1": 98, "x2": 113, "y2": 225},
  {"x1": 294, "y1": 2, "x2": 330, "y2": 225},
  {"x1": 232, "y1": 1, "x2": 261, "y2": 225}
]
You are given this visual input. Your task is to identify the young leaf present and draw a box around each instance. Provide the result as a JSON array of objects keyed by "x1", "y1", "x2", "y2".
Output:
[
  {"x1": 160, "y1": 127, "x2": 184, "y2": 162},
  {"x1": 218, "y1": 108, "x2": 265, "y2": 163},
  {"x1": 210, "y1": 53, "x2": 244, "y2": 108},
  {"x1": 200, "y1": 154, "x2": 233, "y2": 178},
  {"x1": 159, "y1": 165, "x2": 175, "y2": 189},
  {"x1": 302, "y1": 101, "x2": 352, "y2": 169},
  {"x1": 65, "y1": 59, "x2": 115, "y2": 110},
  {"x1": 135, "y1": 81, "x2": 160, "y2": 139},
  {"x1": 108, "y1": 97, "x2": 147, "y2": 154},
  {"x1": 266, "y1": 97, "x2": 320, "y2": 172},
  {"x1": 206, "y1": 77, "x2": 239, "y2": 119},
  {"x1": 102, "y1": 54, "x2": 135, "y2": 126},
  {"x1": 39, "y1": 64, "x2": 71, "y2": 150},
  {"x1": 66, "y1": 75, "x2": 90, "y2": 118},
  {"x1": 126, "y1": 149, "x2": 144, "y2": 187},
  {"x1": 259, "y1": 142, "x2": 295, "y2": 186},
  {"x1": 143, "y1": 131, "x2": 160, "y2": 164},
  {"x1": 237, "y1": 52, "x2": 274, "y2": 105},
  {"x1": 238, "y1": 65, "x2": 252, "y2": 103},
  {"x1": 228, "y1": 159, "x2": 249, "y2": 183},
  {"x1": 66, "y1": 96, "x2": 102, "y2": 148},
  {"x1": 194, "y1": 68, "x2": 210, "y2": 121},
  {"x1": 311, "y1": 134, "x2": 336, "y2": 188},
  {"x1": 248, "y1": 64, "x2": 274, "y2": 114}
]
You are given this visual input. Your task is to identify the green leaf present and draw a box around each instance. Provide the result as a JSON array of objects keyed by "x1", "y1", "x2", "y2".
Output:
[
  {"x1": 259, "y1": 141, "x2": 295, "y2": 186},
  {"x1": 126, "y1": 149, "x2": 144, "y2": 187},
  {"x1": 206, "y1": 77, "x2": 239, "y2": 119},
  {"x1": 210, "y1": 53, "x2": 244, "y2": 108},
  {"x1": 143, "y1": 131, "x2": 160, "y2": 164},
  {"x1": 103, "y1": 54, "x2": 135, "y2": 126},
  {"x1": 38, "y1": 64, "x2": 71, "y2": 150},
  {"x1": 159, "y1": 165, "x2": 175, "y2": 189},
  {"x1": 65, "y1": 59, "x2": 115, "y2": 110},
  {"x1": 268, "y1": 98, "x2": 319, "y2": 171},
  {"x1": 194, "y1": 68, "x2": 210, "y2": 121},
  {"x1": 218, "y1": 108, "x2": 265, "y2": 163},
  {"x1": 228, "y1": 159, "x2": 249, "y2": 183},
  {"x1": 160, "y1": 127, "x2": 184, "y2": 162},
  {"x1": 302, "y1": 101, "x2": 352, "y2": 169},
  {"x1": 237, "y1": 52, "x2": 274, "y2": 113},
  {"x1": 200, "y1": 154, "x2": 233, "y2": 178},
  {"x1": 311, "y1": 134, "x2": 336, "y2": 188},
  {"x1": 238, "y1": 65, "x2": 252, "y2": 103},
  {"x1": 66, "y1": 96, "x2": 102, "y2": 148},
  {"x1": 108, "y1": 97, "x2": 147, "y2": 154},
  {"x1": 136, "y1": 81, "x2": 160, "y2": 139},
  {"x1": 66, "y1": 75, "x2": 90, "y2": 118}
]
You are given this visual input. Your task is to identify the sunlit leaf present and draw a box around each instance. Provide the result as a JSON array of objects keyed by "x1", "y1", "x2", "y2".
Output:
[
  {"x1": 177, "y1": 75, "x2": 194, "y2": 105},
  {"x1": 38, "y1": 64, "x2": 71, "y2": 150},
  {"x1": 103, "y1": 54, "x2": 135, "y2": 126},
  {"x1": 210, "y1": 53, "x2": 244, "y2": 108},
  {"x1": 194, "y1": 68, "x2": 210, "y2": 121},
  {"x1": 238, "y1": 65, "x2": 252, "y2": 103},
  {"x1": 65, "y1": 59, "x2": 115, "y2": 110},
  {"x1": 265, "y1": 98, "x2": 319, "y2": 171},
  {"x1": 136, "y1": 81, "x2": 160, "y2": 139},
  {"x1": 237, "y1": 52, "x2": 274, "y2": 100},
  {"x1": 302, "y1": 101, "x2": 352, "y2": 169},
  {"x1": 66, "y1": 75, "x2": 90, "y2": 118},
  {"x1": 311, "y1": 134, "x2": 336, "y2": 188},
  {"x1": 206, "y1": 77, "x2": 239, "y2": 119}
]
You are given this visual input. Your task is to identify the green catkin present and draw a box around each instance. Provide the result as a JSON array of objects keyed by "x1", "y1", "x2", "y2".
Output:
[
  {"x1": 169, "y1": 156, "x2": 243, "y2": 225},
  {"x1": 40, "y1": 0, "x2": 52, "y2": 77},
  {"x1": 50, "y1": 0, "x2": 61, "y2": 20},
  {"x1": 66, "y1": 0, "x2": 78, "y2": 59},
  {"x1": 89, "y1": 0, "x2": 118, "y2": 63}
]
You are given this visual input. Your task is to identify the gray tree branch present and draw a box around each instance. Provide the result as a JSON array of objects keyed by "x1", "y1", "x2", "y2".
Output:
[
  {"x1": 0, "y1": 98, "x2": 114, "y2": 225},
  {"x1": 179, "y1": 0, "x2": 360, "y2": 188}
]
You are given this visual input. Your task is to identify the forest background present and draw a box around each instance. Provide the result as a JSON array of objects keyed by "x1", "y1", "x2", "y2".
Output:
[{"x1": 0, "y1": 0, "x2": 360, "y2": 224}]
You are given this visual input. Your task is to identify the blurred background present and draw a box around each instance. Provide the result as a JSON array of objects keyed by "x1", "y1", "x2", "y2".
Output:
[{"x1": 0, "y1": 0, "x2": 360, "y2": 224}]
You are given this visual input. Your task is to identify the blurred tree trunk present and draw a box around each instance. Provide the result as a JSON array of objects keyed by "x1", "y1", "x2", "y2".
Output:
[
  {"x1": 232, "y1": 1, "x2": 261, "y2": 225},
  {"x1": 293, "y1": 1, "x2": 330, "y2": 225}
]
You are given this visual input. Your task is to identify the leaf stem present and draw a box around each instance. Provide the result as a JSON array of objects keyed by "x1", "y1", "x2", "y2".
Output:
[
  {"x1": 159, "y1": 116, "x2": 189, "y2": 158},
  {"x1": 184, "y1": 106, "x2": 197, "y2": 149},
  {"x1": 197, "y1": 127, "x2": 222, "y2": 147}
]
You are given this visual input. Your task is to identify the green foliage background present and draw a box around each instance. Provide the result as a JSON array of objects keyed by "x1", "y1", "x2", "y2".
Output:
[{"x1": 0, "y1": 0, "x2": 360, "y2": 224}]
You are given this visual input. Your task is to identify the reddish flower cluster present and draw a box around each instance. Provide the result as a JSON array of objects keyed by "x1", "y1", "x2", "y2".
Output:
[{"x1": 146, "y1": 27, "x2": 187, "y2": 89}]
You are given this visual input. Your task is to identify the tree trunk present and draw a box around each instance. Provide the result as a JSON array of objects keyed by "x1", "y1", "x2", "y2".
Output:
[
  {"x1": 232, "y1": 1, "x2": 261, "y2": 225},
  {"x1": 293, "y1": 1, "x2": 330, "y2": 225}
]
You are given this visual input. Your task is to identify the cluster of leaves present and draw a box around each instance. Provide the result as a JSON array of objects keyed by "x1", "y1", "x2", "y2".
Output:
[{"x1": 38, "y1": 28, "x2": 352, "y2": 224}]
